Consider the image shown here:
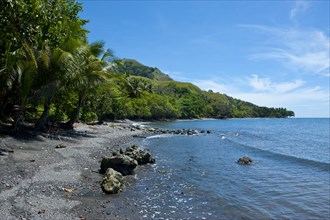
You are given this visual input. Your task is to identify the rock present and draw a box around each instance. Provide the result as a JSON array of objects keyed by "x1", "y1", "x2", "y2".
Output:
[
  {"x1": 237, "y1": 156, "x2": 253, "y2": 165},
  {"x1": 101, "y1": 168, "x2": 124, "y2": 194},
  {"x1": 100, "y1": 155, "x2": 138, "y2": 175},
  {"x1": 64, "y1": 187, "x2": 74, "y2": 193},
  {"x1": 119, "y1": 148, "x2": 124, "y2": 154},
  {"x1": 0, "y1": 151, "x2": 8, "y2": 156},
  {"x1": 187, "y1": 129, "x2": 198, "y2": 135},
  {"x1": 207, "y1": 130, "x2": 212, "y2": 134},
  {"x1": 0, "y1": 148, "x2": 14, "y2": 156},
  {"x1": 38, "y1": 209, "x2": 46, "y2": 214},
  {"x1": 124, "y1": 145, "x2": 155, "y2": 165},
  {"x1": 55, "y1": 143, "x2": 67, "y2": 149},
  {"x1": 157, "y1": 169, "x2": 168, "y2": 174},
  {"x1": 125, "y1": 144, "x2": 138, "y2": 152}
]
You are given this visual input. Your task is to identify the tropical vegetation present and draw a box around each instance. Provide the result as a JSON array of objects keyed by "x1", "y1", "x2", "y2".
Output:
[{"x1": 0, "y1": 0, "x2": 294, "y2": 132}]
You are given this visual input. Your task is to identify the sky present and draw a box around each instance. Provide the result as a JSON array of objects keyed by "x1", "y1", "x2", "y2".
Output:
[{"x1": 78, "y1": 0, "x2": 329, "y2": 118}]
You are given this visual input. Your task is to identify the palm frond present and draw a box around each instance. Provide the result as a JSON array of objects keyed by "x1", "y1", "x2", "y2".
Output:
[{"x1": 89, "y1": 41, "x2": 104, "y2": 57}]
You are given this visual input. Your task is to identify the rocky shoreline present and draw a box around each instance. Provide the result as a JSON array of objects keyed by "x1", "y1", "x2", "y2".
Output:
[{"x1": 0, "y1": 120, "x2": 212, "y2": 219}]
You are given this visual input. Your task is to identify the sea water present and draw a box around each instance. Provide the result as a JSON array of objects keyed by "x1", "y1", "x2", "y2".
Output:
[{"x1": 116, "y1": 118, "x2": 330, "y2": 219}]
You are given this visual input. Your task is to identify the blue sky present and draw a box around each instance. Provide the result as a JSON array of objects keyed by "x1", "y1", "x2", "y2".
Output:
[{"x1": 79, "y1": 0, "x2": 329, "y2": 117}]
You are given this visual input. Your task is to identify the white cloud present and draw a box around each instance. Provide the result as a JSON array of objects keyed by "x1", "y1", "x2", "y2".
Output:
[
  {"x1": 232, "y1": 86, "x2": 329, "y2": 117},
  {"x1": 233, "y1": 86, "x2": 328, "y2": 107},
  {"x1": 191, "y1": 79, "x2": 236, "y2": 94},
  {"x1": 244, "y1": 25, "x2": 330, "y2": 76},
  {"x1": 161, "y1": 69, "x2": 188, "y2": 81},
  {"x1": 290, "y1": 1, "x2": 309, "y2": 20},
  {"x1": 248, "y1": 74, "x2": 305, "y2": 93}
]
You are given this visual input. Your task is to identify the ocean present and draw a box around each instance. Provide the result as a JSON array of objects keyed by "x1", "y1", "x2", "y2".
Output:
[{"x1": 113, "y1": 118, "x2": 330, "y2": 219}]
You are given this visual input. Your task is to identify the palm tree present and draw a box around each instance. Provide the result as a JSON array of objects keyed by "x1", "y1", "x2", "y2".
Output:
[
  {"x1": 33, "y1": 47, "x2": 75, "y2": 130},
  {"x1": 122, "y1": 77, "x2": 154, "y2": 98},
  {"x1": 0, "y1": 43, "x2": 38, "y2": 130},
  {"x1": 34, "y1": 23, "x2": 88, "y2": 130},
  {"x1": 64, "y1": 41, "x2": 114, "y2": 129}
]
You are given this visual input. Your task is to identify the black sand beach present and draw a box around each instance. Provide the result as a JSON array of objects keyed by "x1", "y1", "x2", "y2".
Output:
[{"x1": 0, "y1": 121, "x2": 152, "y2": 220}]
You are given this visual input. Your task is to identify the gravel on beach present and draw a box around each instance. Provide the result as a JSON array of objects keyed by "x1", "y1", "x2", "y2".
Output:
[{"x1": 0, "y1": 121, "x2": 151, "y2": 220}]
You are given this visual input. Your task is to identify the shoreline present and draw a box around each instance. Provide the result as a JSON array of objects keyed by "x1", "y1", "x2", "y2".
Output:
[{"x1": 0, "y1": 120, "x2": 153, "y2": 219}]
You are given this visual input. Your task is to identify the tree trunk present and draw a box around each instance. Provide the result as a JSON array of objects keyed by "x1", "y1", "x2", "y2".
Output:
[
  {"x1": 35, "y1": 100, "x2": 51, "y2": 130},
  {"x1": 12, "y1": 105, "x2": 21, "y2": 133},
  {"x1": 66, "y1": 96, "x2": 84, "y2": 129},
  {"x1": 0, "y1": 93, "x2": 12, "y2": 122},
  {"x1": 0, "y1": 102, "x2": 8, "y2": 121}
]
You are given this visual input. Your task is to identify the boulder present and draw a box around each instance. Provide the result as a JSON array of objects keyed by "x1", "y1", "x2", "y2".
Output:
[
  {"x1": 237, "y1": 156, "x2": 253, "y2": 165},
  {"x1": 148, "y1": 128, "x2": 156, "y2": 132},
  {"x1": 125, "y1": 144, "x2": 138, "y2": 152},
  {"x1": 100, "y1": 154, "x2": 138, "y2": 175},
  {"x1": 185, "y1": 129, "x2": 198, "y2": 135},
  {"x1": 101, "y1": 168, "x2": 124, "y2": 194},
  {"x1": 175, "y1": 130, "x2": 181, "y2": 134},
  {"x1": 124, "y1": 145, "x2": 155, "y2": 165}
]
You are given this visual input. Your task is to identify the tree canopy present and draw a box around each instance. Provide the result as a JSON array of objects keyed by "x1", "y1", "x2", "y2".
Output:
[{"x1": 0, "y1": 0, "x2": 87, "y2": 50}]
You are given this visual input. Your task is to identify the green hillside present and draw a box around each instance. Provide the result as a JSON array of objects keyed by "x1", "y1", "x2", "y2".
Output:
[
  {"x1": 117, "y1": 59, "x2": 173, "y2": 81},
  {"x1": 105, "y1": 60, "x2": 295, "y2": 120}
]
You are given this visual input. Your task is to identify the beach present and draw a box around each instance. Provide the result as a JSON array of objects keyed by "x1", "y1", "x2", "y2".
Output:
[
  {"x1": 1, "y1": 118, "x2": 329, "y2": 219},
  {"x1": 0, "y1": 121, "x2": 150, "y2": 220}
]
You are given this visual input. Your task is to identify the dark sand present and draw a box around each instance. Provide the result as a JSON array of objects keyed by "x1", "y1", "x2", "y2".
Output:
[{"x1": 0, "y1": 121, "x2": 152, "y2": 220}]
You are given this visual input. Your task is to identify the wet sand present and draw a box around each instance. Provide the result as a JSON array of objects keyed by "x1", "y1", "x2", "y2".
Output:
[{"x1": 0, "y1": 121, "x2": 151, "y2": 220}]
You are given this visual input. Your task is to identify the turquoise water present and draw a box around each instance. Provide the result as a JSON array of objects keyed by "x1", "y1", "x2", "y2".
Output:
[{"x1": 122, "y1": 118, "x2": 330, "y2": 219}]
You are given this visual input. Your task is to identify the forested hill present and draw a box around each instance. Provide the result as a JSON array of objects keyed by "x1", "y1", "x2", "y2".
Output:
[
  {"x1": 113, "y1": 59, "x2": 295, "y2": 119},
  {"x1": 117, "y1": 59, "x2": 173, "y2": 81}
]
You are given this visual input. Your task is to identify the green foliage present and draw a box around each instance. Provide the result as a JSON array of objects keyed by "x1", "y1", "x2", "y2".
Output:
[
  {"x1": 156, "y1": 81, "x2": 202, "y2": 98},
  {"x1": 122, "y1": 93, "x2": 180, "y2": 119},
  {"x1": 125, "y1": 98, "x2": 152, "y2": 119},
  {"x1": 0, "y1": 0, "x2": 87, "y2": 129},
  {"x1": 80, "y1": 111, "x2": 98, "y2": 122},
  {"x1": 0, "y1": 0, "x2": 294, "y2": 129},
  {"x1": 0, "y1": 0, "x2": 87, "y2": 51},
  {"x1": 49, "y1": 89, "x2": 77, "y2": 122},
  {"x1": 117, "y1": 59, "x2": 172, "y2": 81},
  {"x1": 98, "y1": 63, "x2": 295, "y2": 120},
  {"x1": 148, "y1": 94, "x2": 180, "y2": 119},
  {"x1": 179, "y1": 94, "x2": 204, "y2": 118},
  {"x1": 49, "y1": 105, "x2": 69, "y2": 122}
]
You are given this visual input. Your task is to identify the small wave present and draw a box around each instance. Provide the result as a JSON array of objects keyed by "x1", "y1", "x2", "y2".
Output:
[
  {"x1": 227, "y1": 139, "x2": 330, "y2": 171},
  {"x1": 146, "y1": 134, "x2": 176, "y2": 139}
]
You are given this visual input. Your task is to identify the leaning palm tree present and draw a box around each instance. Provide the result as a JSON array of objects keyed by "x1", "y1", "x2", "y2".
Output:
[{"x1": 64, "y1": 41, "x2": 114, "y2": 129}]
